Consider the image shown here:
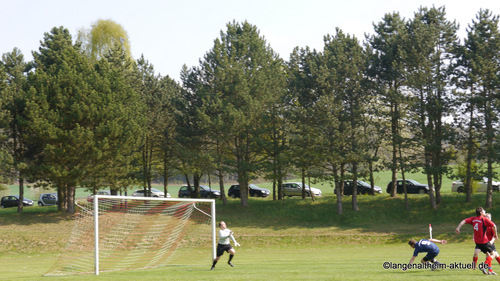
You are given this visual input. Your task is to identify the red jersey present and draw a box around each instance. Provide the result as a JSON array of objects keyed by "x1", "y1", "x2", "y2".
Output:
[
  {"x1": 486, "y1": 226, "x2": 495, "y2": 242},
  {"x1": 465, "y1": 216, "x2": 495, "y2": 244}
]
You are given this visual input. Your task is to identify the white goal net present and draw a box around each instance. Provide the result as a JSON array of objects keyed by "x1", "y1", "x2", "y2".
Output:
[{"x1": 46, "y1": 195, "x2": 216, "y2": 276}]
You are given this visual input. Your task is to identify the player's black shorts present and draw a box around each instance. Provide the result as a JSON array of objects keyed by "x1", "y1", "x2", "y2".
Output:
[
  {"x1": 217, "y1": 243, "x2": 233, "y2": 257},
  {"x1": 423, "y1": 250, "x2": 439, "y2": 261},
  {"x1": 476, "y1": 243, "x2": 495, "y2": 254}
]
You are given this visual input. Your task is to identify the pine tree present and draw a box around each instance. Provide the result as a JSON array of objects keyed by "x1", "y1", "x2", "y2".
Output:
[
  {"x1": 196, "y1": 21, "x2": 286, "y2": 206},
  {"x1": 405, "y1": 6, "x2": 458, "y2": 208},
  {"x1": 27, "y1": 27, "x2": 144, "y2": 212},
  {"x1": 1, "y1": 48, "x2": 30, "y2": 213},
  {"x1": 366, "y1": 12, "x2": 408, "y2": 199},
  {"x1": 460, "y1": 9, "x2": 500, "y2": 208}
]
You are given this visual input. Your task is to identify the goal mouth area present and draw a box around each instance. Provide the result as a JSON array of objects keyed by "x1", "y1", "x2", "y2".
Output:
[{"x1": 45, "y1": 195, "x2": 216, "y2": 276}]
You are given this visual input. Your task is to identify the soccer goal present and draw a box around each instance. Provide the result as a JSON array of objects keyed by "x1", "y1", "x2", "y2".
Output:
[{"x1": 46, "y1": 195, "x2": 216, "y2": 276}]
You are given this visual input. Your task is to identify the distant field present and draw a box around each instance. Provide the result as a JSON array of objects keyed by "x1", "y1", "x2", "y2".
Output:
[{"x1": 0, "y1": 169, "x2": 460, "y2": 202}]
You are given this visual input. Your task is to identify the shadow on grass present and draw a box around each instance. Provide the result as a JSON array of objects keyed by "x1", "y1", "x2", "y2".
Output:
[{"x1": 0, "y1": 206, "x2": 73, "y2": 225}]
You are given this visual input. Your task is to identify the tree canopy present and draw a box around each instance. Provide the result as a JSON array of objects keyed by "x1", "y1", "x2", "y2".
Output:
[{"x1": 2, "y1": 7, "x2": 500, "y2": 212}]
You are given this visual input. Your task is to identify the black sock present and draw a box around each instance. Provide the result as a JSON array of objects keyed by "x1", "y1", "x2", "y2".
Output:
[
  {"x1": 228, "y1": 254, "x2": 234, "y2": 263},
  {"x1": 212, "y1": 259, "x2": 218, "y2": 267}
]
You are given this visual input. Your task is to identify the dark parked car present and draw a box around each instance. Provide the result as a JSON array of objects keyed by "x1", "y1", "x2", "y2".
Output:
[
  {"x1": 386, "y1": 179, "x2": 429, "y2": 194},
  {"x1": 38, "y1": 193, "x2": 58, "y2": 206},
  {"x1": 343, "y1": 180, "x2": 382, "y2": 195},
  {"x1": 228, "y1": 184, "x2": 270, "y2": 198},
  {"x1": 178, "y1": 185, "x2": 221, "y2": 199},
  {"x1": 1, "y1": 195, "x2": 34, "y2": 209}
]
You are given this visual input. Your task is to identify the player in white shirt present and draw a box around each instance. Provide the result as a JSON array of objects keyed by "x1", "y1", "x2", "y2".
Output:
[{"x1": 211, "y1": 221, "x2": 240, "y2": 270}]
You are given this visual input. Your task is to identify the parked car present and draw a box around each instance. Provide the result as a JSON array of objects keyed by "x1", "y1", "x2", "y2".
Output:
[
  {"x1": 343, "y1": 180, "x2": 382, "y2": 195},
  {"x1": 451, "y1": 178, "x2": 500, "y2": 193},
  {"x1": 228, "y1": 184, "x2": 270, "y2": 198},
  {"x1": 132, "y1": 188, "x2": 171, "y2": 198},
  {"x1": 386, "y1": 179, "x2": 429, "y2": 194},
  {"x1": 178, "y1": 185, "x2": 221, "y2": 199},
  {"x1": 87, "y1": 190, "x2": 111, "y2": 202},
  {"x1": 282, "y1": 182, "x2": 322, "y2": 197},
  {"x1": 38, "y1": 193, "x2": 58, "y2": 206},
  {"x1": 1, "y1": 195, "x2": 34, "y2": 209}
]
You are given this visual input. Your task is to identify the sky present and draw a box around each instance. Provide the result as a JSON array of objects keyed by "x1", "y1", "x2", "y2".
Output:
[{"x1": 1, "y1": 0, "x2": 500, "y2": 82}]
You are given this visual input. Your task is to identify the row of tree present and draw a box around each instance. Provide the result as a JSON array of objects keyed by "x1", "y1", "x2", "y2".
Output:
[{"x1": 1, "y1": 7, "x2": 499, "y2": 214}]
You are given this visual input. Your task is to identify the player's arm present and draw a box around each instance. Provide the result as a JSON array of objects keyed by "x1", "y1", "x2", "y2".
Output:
[
  {"x1": 402, "y1": 256, "x2": 416, "y2": 271},
  {"x1": 429, "y1": 238, "x2": 447, "y2": 244},
  {"x1": 493, "y1": 224, "x2": 498, "y2": 240},
  {"x1": 229, "y1": 232, "x2": 240, "y2": 246},
  {"x1": 408, "y1": 256, "x2": 416, "y2": 265},
  {"x1": 455, "y1": 220, "x2": 466, "y2": 234}
]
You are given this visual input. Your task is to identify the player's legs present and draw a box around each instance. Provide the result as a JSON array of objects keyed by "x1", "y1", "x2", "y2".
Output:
[
  {"x1": 478, "y1": 243, "x2": 496, "y2": 275},
  {"x1": 473, "y1": 246, "x2": 481, "y2": 269},
  {"x1": 490, "y1": 244, "x2": 500, "y2": 265},
  {"x1": 212, "y1": 244, "x2": 226, "y2": 270},
  {"x1": 422, "y1": 252, "x2": 441, "y2": 270},
  {"x1": 227, "y1": 247, "x2": 236, "y2": 266}
]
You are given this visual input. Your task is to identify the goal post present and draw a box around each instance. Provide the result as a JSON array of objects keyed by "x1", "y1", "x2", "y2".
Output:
[{"x1": 46, "y1": 195, "x2": 216, "y2": 276}]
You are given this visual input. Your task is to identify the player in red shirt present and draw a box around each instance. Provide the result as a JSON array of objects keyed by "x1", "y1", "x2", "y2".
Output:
[
  {"x1": 484, "y1": 213, "x2": 500, "y2": 270},
  {"x1": 456, "y1": 207, "x2": 498, "y2": 275}
]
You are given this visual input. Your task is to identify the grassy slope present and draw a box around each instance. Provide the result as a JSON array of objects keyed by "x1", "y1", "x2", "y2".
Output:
[{"x1": 1, "y1": 192, "x2": 496, "y2": 254}]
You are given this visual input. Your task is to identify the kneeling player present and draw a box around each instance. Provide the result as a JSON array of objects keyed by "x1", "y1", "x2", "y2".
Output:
[{"x1": 405, "y1": 238, "x2": 447, "y2": 271}]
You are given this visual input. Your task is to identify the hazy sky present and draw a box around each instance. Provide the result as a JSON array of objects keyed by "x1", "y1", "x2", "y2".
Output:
[{"x1": 1, "y1": 0, "x2": 499, "y2": 81}]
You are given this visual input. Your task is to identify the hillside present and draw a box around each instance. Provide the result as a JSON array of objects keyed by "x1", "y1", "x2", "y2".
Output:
[{"x1": 0, "y1": 192, "x2": 497, "y2": 255}]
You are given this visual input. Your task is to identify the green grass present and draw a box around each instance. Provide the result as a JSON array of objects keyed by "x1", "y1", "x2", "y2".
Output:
[
  {"x1": 2, "y1": 192, "x2": 500, "y2": 280},
  {"x1": 0, "y1": 243, "x2": 494, "y2": 280}
]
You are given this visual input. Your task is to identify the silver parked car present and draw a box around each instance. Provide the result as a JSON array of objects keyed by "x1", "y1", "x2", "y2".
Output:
[
  {"x1": 132, "y1": 188, "x2": 171, "y2": 198},
  {"x1": 451, "y1": 178, "x2": 500, "y2": 193},
  {"x1": 282, "y1": 182, "x2": 322, "y2": 197},
  {"x1": 38, "y1": 193, "x2": 58, "y2": 206}
]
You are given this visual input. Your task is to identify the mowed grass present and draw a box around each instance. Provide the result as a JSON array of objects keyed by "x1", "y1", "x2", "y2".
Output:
[
  {"x1": 1, "y1": 192, "x2": 500, "y2": 280},
  {"x1": 1, "y1": 244, "x2": 495, "y2": 280}
]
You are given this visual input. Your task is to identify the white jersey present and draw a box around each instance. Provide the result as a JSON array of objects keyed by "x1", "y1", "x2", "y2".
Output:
[{"x1": 218, "y1": 228, "x2": 237, "y2": 245}]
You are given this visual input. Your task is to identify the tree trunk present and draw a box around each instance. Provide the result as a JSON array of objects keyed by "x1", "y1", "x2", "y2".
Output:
[
  {"x1": 465, "y1": 105, "x2": 474, "y2": 202},
  {"x1": 424, "y1": 147, "x2": 437, "y2": 209},
  {"x1": 238, "y1": 170, "x2": 249, "y2": 207},
  {"x1": 17, "y1": 177, "x2": 24, "y2": 213},
  {"x1": 162, "y1": 152, "x2": 169, "y2": 197},
  {"x1": 485, "y1": 97, "x2": 494, "y2": 209},
  {"x1": 218, "y1": 169, "x2": 227, "y2": 205},
  {"x1": 390, "y1": 101, "x2": 398, "y2": 198},
  {"x1": 336, "y1": 165, "x2": 345, "y2": 215},
  {"x1": 193, "y1": 174, "x2": 202, "y2": 198},
  {"x1": 67, "y1": 186, "x2": 76, "y2": 213},
  {"x1": 352, "y1": 163, "x2": 359, "y2": 211}
]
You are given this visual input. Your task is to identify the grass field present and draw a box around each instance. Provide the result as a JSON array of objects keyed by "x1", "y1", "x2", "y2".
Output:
[
  {"x1": 1, "y1": 244, "x2": 495, "y2": 281},
  {"x1": 2, "y1": 189, "x2": 500, "y2": 280}
]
